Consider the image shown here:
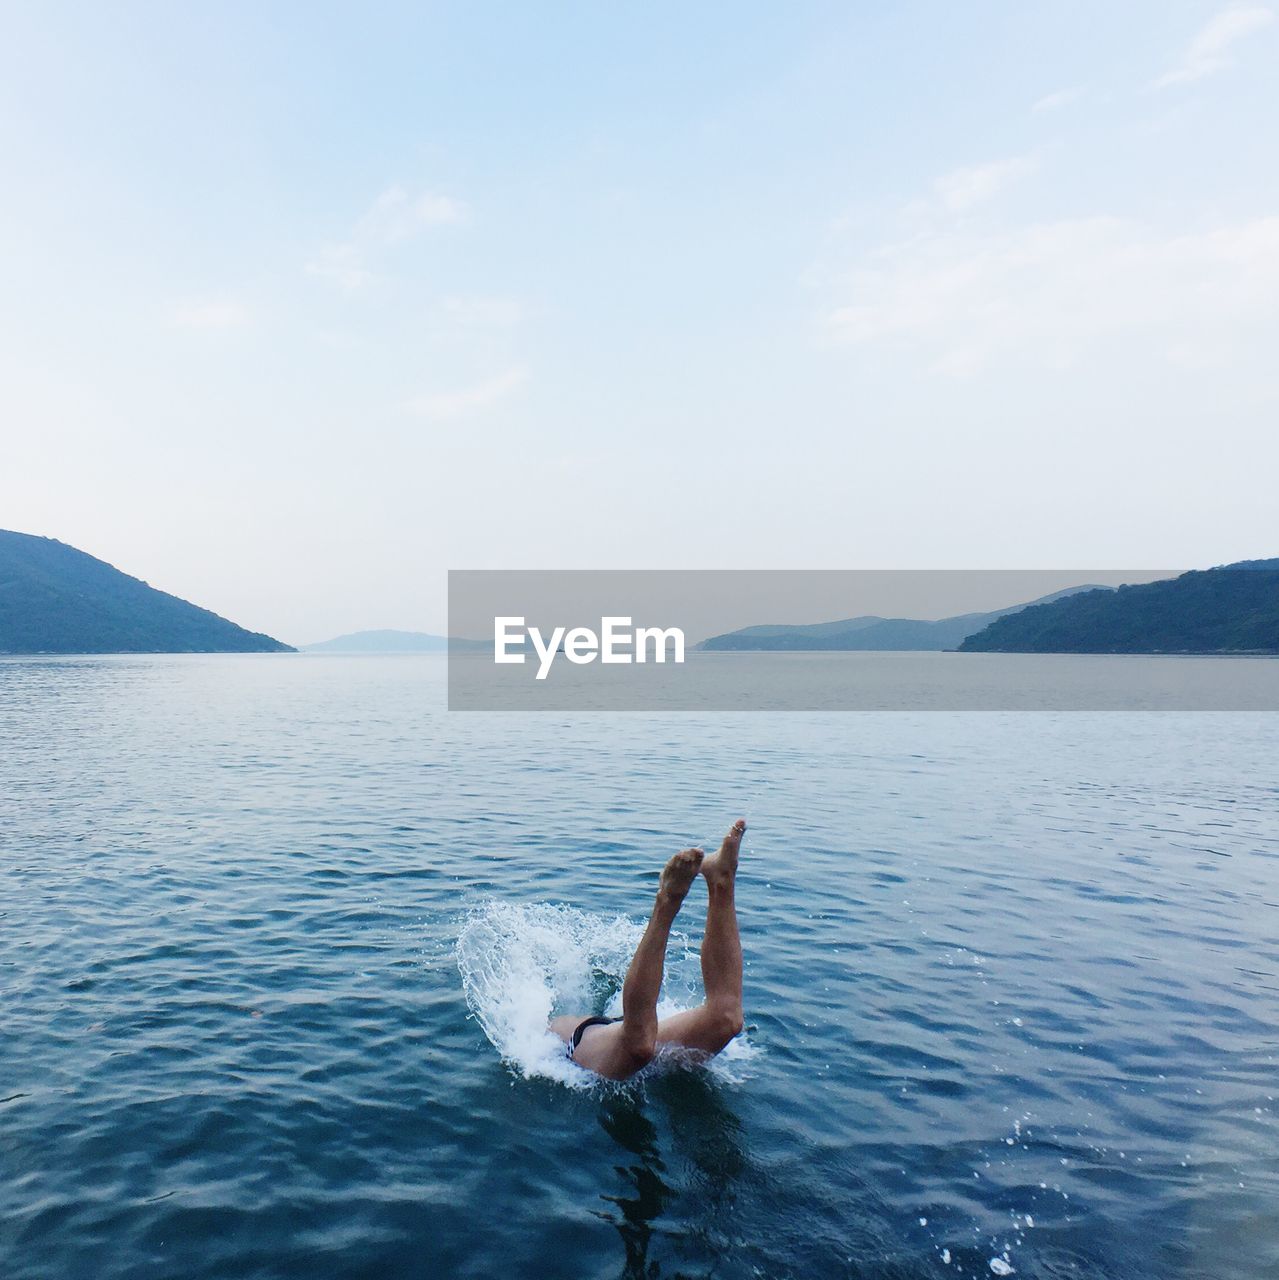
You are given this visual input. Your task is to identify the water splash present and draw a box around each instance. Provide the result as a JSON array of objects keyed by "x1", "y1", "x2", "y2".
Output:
[{"x1": 456, "y1": 900, "x2": 757, "y2": 1087}]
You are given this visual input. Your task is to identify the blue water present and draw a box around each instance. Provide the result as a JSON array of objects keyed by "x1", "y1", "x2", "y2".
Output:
[{"x1": 2, "y1": 655, "x2": 1277, "y2": 1279}]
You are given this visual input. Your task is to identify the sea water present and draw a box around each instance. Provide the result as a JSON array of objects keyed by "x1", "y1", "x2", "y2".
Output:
[{"x1": 1, "y1": 654, "x2": 1277, "y2": 1279}]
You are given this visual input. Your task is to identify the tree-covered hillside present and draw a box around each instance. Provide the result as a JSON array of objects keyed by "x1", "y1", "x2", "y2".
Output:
[
  {"x1": 0, "y1": 530, "x2": 294, "y2": 653},
  {"x1": 959, "y1": 562, "x2": 1279, "y2": 653}
]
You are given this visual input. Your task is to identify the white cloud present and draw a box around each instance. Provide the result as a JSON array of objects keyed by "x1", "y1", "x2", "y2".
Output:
[
  {"x1": 1152, "y1": 4, "x2": 1274, "y2": 88},
  {"x1": 441, "y1": 295, "x2": 525, "y2": 327},
  {"x1": 1032, "y1": 85, "x2": 1087, "y2": 112},
  {"x1": 171, "y1": 300, "x2": 250, "y2": 329},
  {"x1": 307, "y1": 185, "x2": 466, "y2": 290},
  {"x1": 824, "y1": 215, "x2": 1279, "y2": 375},
  {"x1": 304, "y1": 243, "x2": 374, "y2": 291},
  {"x1": 933, "y1": 155, "x2": 1038, "y2": 213},
  {"x1": 354, "y1": 186, "x2": 466, "y2": 244},
  {"x1": 404, "y1": 365, "x2": 528, "y2": 420}
]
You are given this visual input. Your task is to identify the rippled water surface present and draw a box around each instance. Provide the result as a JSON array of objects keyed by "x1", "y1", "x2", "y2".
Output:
[{"x1": 2, "y1": 655, "x2": 1277, "y2": 1279}]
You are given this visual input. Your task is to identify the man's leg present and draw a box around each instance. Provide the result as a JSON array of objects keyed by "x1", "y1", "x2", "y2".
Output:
[
  {"x1": 656, "y1": 819, "x2": 746, "y2": 1056},
  {"x1": 567, "y1": 846, "x2": 704, "y2": 1079}
]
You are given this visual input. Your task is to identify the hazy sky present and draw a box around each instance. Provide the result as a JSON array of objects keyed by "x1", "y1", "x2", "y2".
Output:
[{"x1": 2, "y1": 2, "x2": 1276, "y2": 644}]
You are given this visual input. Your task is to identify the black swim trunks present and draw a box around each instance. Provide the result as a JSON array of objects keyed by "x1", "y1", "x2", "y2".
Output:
[{"x1": 566, "y1": 1015, "x2": 619, "y2": 1060}]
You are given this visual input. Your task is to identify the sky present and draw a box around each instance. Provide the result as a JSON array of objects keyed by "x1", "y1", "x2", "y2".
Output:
[{"x1": 1, "y1": 1, "x2": 1276, "y2": 645}]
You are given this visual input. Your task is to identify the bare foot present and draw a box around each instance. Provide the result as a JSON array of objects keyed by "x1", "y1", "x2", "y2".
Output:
[
  {"x1": 658, "y1": 847, "x2": 704, "y2": 905},
  {"x1": 702, "y1": 818, "x2": 745, "y2": 890}
]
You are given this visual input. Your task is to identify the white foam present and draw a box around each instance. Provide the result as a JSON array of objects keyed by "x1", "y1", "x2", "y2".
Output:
[{"x1": 456, "y1": 899, "x2": 758, "y2": 1088}]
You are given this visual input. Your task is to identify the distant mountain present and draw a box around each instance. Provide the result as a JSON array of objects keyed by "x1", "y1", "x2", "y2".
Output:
[
  {"x1": 0, "y1": 530, "x2": 293, "y2": 654},
  {"x1": 716, "y1": 616, "x2": 885, "y2": 644},
  {"x1": 699, "y1": 587, "x2": 1108, "y2": 652},
  {"x1": 959, "y1": 561, "x2": 1279, "y2": 654},
  {"x1": 303, "y1": 629, "x2": 450, "y2": 653}
]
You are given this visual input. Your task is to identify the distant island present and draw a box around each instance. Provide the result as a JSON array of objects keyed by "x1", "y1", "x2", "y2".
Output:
[
  {"x1": 699, "y1": 587, "x2": 1107, "y2": 652},
  {"x1": 959, "y1": 561, "x2": 1279, "y2": 654},
  {"x1": 0, "y1": 530, "x2": 293, "y2": 654},
  {"x1": 302, "y1": 630, "x2": 490, "y2": 653},
  {"x1": 304, "y1": 629, "x2": 449, "y2": 653}
]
